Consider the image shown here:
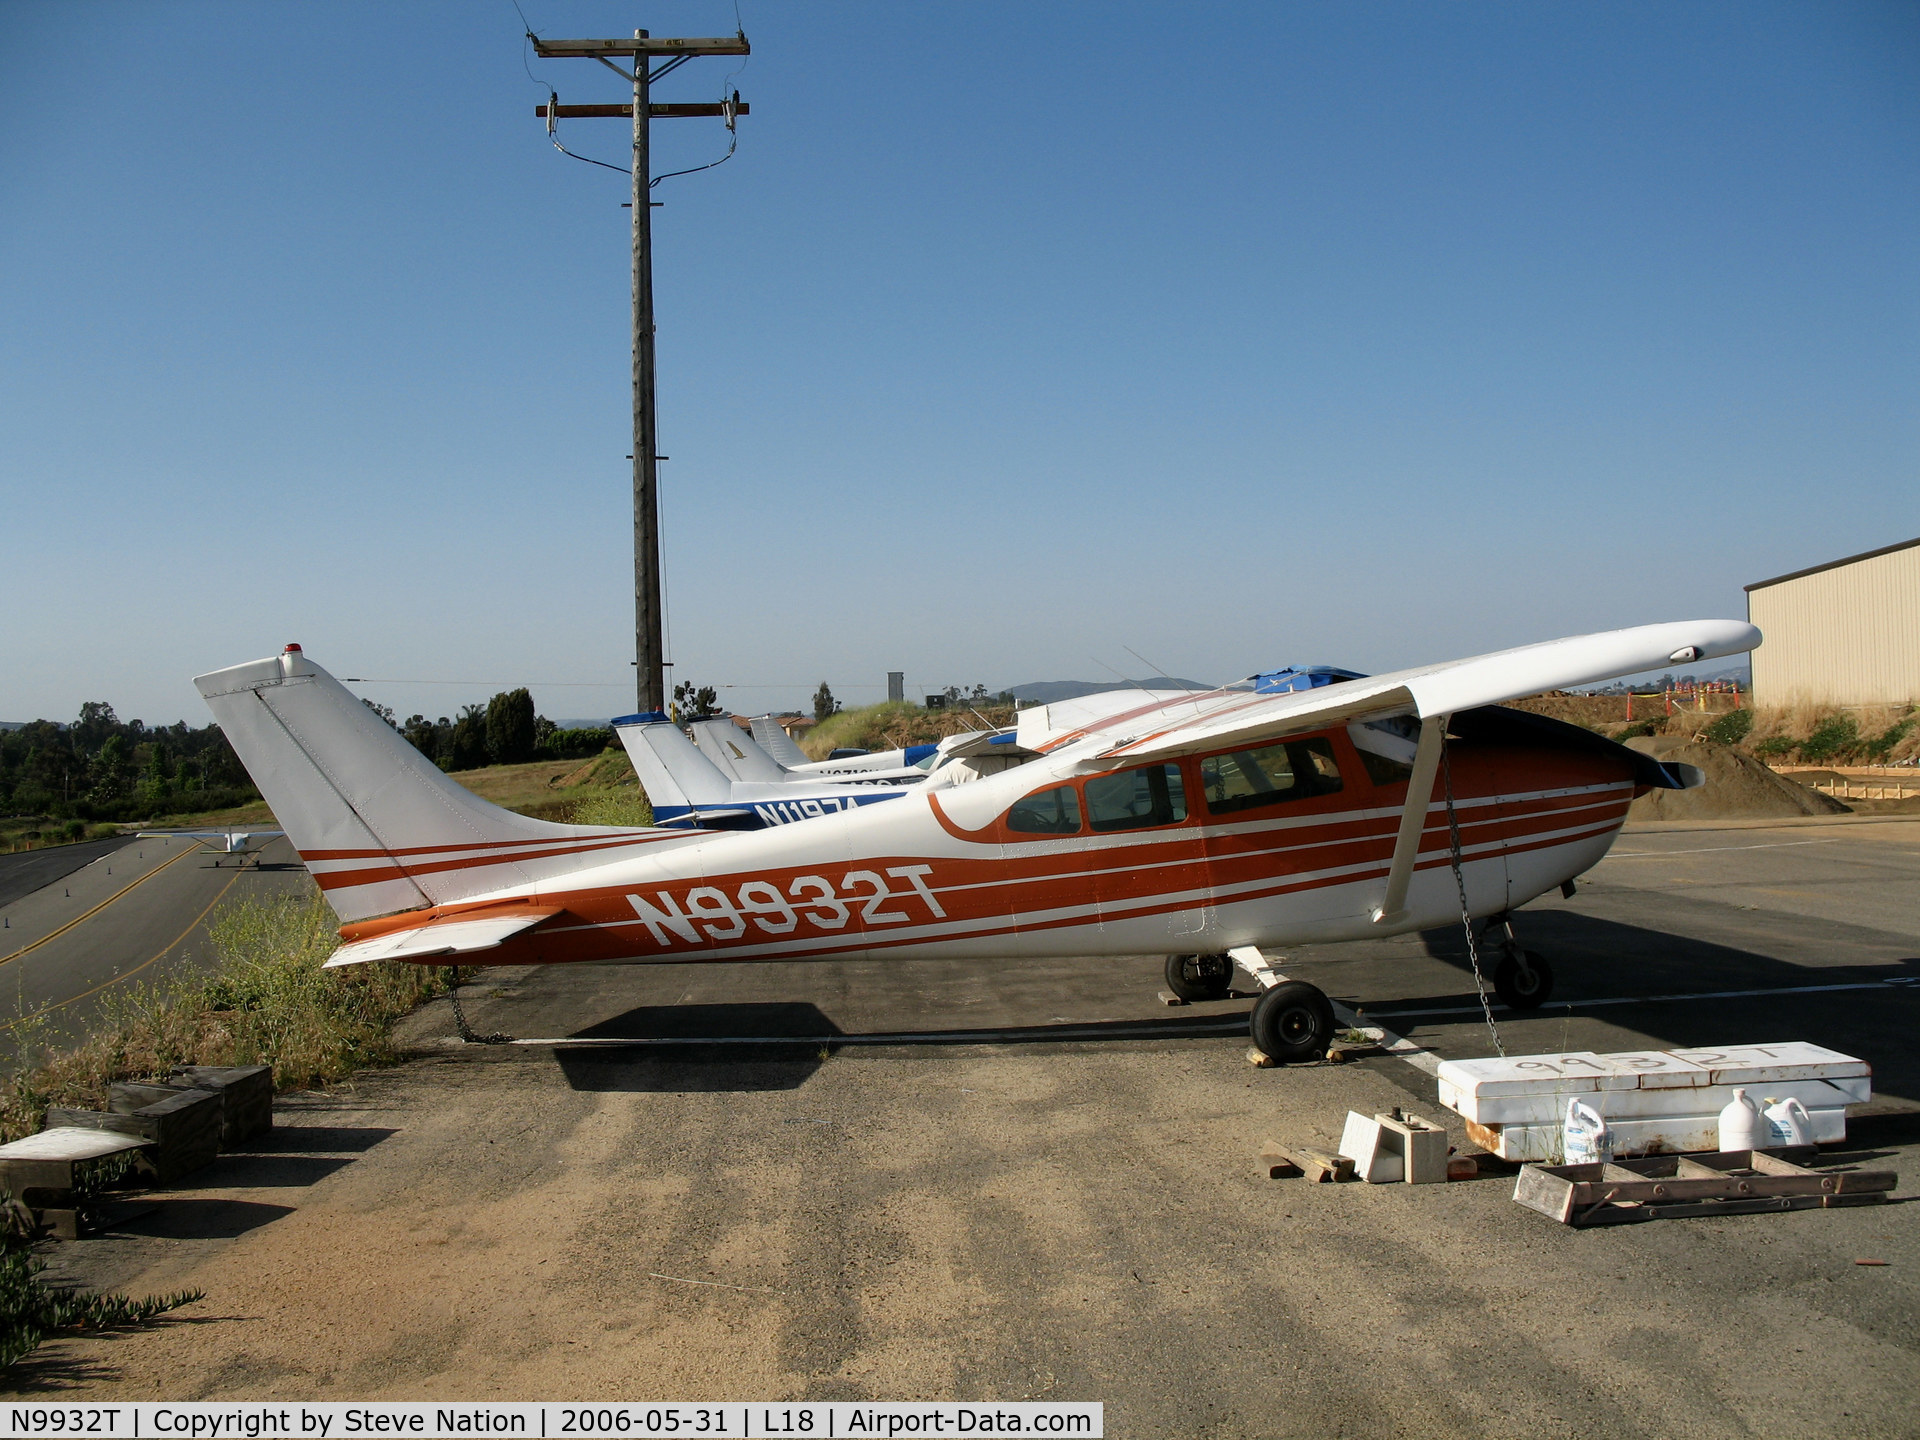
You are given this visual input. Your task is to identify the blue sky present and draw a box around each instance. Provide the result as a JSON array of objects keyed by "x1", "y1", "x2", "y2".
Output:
[{"x1": 4, "y1": 2, "x2": 1915, "y2": 726}]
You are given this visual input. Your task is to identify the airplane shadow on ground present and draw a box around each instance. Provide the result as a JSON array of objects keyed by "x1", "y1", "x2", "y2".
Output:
[
  {"x1": 553, "y1": 1001, "x2": 1252, "y2": 1094},
  {"x1": 1372, "y1": 911, "x2": 1920, "y2": 1108}
]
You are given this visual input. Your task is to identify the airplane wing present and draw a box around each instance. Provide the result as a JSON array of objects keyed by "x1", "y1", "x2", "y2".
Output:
[
  {"x1": 324, "y1": 906, "x2": 564, "y2": 967},
  {"x1": 1079, "y1": 620, "x2": 1760, "y2": 765}
]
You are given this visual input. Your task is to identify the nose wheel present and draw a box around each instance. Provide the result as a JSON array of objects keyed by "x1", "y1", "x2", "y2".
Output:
[
  {"x1": 1492, "y1": 948, "x2": 1553, "y2": 1009},
  {"x1": 1248, "y1": 980, "x2": 1336, "y2": 1065},
  {"x1": 1164, "y1": 952, "x2": 1235, "y2": 1002}
]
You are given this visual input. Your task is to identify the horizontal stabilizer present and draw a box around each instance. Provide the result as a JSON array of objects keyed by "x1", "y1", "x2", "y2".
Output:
[{"x1": 325, "y1": 907, "x2": 563, "y2": 967}]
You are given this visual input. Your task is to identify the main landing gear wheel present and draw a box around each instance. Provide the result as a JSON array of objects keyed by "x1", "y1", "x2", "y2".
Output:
[
  {"x1": 1493, "y1": 949, "x2": 1554, "y2": 1010},
  {"x1": 1249, "y1": 981, "x2": 1336, "y2": 1065},
  {"x1": 1165, "y1": 953, "x2": 1235, "y2": 1003}
]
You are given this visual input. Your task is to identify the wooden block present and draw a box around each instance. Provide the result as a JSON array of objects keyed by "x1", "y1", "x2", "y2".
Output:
[
  {"x1": 1157, "y1": 990, "x2": 1188, "y2": 1007},
  {"x1": 48, "y1": 1087, "x2": 223, "y2": 1183},
  {"x1": 1246, "y1": 1047, "x2": 1276, "y2": 1069},
  {"x1": 171, "y1": 1065, "x2": 273, "y2": 1145},
  {"x1": 110, "y1": 1080, "x2": 198, "y2": 1115},
  {"x1": 1291, "y1": 1146, "x2": 1355, "y2": 1183},
  {"x1": 1258, "y1": 1141, "x2": 1303, "y2": 1179}
]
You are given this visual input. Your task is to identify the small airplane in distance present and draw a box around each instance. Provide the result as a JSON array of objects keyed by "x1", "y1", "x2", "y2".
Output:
[
  {"x1": 191, "y1": 621, "x2": 1756, "y2": 1063},
  {"x1": 135, "y1": 828, "x2": 285, "y2": 866},
  {"x1": 616, "y1": 713, "x2": 917, "y2": 830},
  {"x1": 744, "y1": 716, "x2": 940, "y2": 777},
  {"x1": 694, "y1": 717, "x2": 1024, "y2": 788}
]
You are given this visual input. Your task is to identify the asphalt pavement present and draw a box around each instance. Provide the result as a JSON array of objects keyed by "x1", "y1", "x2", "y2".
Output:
[
  {"x1": 27, "y1": 813, "x2": 1920, "y2": 1432},
  {"x1": 0, "y1": 835, "x2": 137, "y2": 908},
  {"x1": 0, "y1": 833, "x2": 311, "y2": 1052}
]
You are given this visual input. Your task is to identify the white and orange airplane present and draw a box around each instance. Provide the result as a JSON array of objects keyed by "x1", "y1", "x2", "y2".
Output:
[{"x1": 194, "y1": 621, "x2": 1756, "y2": 1062}]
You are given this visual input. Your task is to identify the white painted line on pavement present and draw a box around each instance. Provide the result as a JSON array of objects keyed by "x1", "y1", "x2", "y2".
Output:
[
  {"x1": 1605, "y1": 839, "x2": 1843, "y2": 857},
  {"x1": 1368, "y1": 975, "x2": 1918, "y2": 1022}
]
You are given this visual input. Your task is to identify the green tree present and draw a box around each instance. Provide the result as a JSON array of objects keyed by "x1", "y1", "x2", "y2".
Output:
[
  {"x1": 448, "y1": 704, "x2": 490, "y2": 771},
  {"x1": 485, "y1": 689, "x2": 537, "y2": 764},
  {"x1": 671, "y1": 681, "x2": 720, "y2": 725},
  {"x1": 813, "y1": 682, "x2": 839, "y2": 723}
]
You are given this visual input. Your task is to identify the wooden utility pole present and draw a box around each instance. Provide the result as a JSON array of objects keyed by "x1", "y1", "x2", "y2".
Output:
[{"x1": 532, "y1": 28, "x2": 749, "y2": 714}]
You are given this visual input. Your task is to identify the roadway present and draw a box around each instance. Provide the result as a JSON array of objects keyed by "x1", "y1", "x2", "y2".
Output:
[
  {"x1": 0, "y1": 833, "x2": 312, "y2": 1053},
  {"x1": 32, "y1": 814, "x2": 1920, "y2": 1429}
]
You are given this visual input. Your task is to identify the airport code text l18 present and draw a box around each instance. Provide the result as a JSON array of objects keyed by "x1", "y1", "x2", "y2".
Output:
[{"x1": 1, "y1": 1403, "x2": 1102, "y2": 1439}]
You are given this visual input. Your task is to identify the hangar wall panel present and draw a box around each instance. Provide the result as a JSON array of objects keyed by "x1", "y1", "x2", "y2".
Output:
[{"x1": 1746, "y1": 541, "x2": 1920, "y2": 707}]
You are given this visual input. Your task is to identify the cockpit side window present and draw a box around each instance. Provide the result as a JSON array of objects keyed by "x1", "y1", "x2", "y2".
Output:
[
  {"x1": 1085, "y1": 764, "x2": 1188, "y2": 833},
  {"x1": 1006, "y1": 783, "x2": 1083, "y2": 834},
  {"x1": 1200, "y1": 738, "x2": 1343, "y2": 815}
]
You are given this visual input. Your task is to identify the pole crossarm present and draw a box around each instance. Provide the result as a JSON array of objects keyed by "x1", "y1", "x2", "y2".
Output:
[
  {"x1": 538, "y1": 102, "x2": 749, "y2": 119},
  {"x1": 532, "y1": 36, "x2": 749, "y2": 57}
]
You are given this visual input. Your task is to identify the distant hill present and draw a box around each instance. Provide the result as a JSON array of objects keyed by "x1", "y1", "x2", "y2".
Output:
[
  {"x1": 0, "y1": 722, "x2": 23, "y2": 732},
  {"x1": 1005, "y1": 677, "x2": 1210, "y2": 705}
]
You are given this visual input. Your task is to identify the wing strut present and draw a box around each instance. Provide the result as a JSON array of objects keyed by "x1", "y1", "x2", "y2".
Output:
[{"x1": 1372, "y1": 716, "x2": 1448, "y2": 926}]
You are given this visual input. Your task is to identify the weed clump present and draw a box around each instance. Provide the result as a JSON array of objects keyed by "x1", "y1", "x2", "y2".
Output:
[
  {"x1": 567, "y1": 791, "x2": 655, "y2": 827},
  {"x1": 0, "y1": 1227, "x2": 202, "y2": 1369},
  {"x1": 2, "y1": 895, "x2": 453, "y2": 1142}
]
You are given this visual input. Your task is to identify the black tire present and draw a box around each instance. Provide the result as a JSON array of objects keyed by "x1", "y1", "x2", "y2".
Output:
[
  {"x1": 1493, "y1": 949, "x2": 1554, "y2": 1010},
  {"x1": 1164, "y1": 952, "x2": 1235, "y2": 1003},
  {"x1": 1249, "y1": 981, "x2": 1336, "y2": 1064}
]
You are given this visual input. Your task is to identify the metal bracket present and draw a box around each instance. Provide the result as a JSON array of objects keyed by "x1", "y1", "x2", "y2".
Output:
[{"x1": 1229, "y1": 945, "x2": 1283, "y2": 990}]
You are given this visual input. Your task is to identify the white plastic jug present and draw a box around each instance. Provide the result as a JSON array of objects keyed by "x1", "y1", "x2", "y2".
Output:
[
  {"x1": 1718, "y1": 1087, "x2": 1767, "y2": 1152},
  {"x1": 1763, "y1": 1096, "x2": 1812, "y2": 1147},
  {"x1": 1563, "y1": 1096, "x2": 1612, "y2": 1166}
]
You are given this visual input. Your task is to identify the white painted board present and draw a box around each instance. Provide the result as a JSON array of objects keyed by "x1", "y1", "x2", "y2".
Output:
[
  {"x1": 1441, "y1": 1075, "x2": 1870, "y2": 1126},
  {"x1": 1437, "y1": 1042, "x2": 1870, "y2": 1123},
  {"x1": 0, "y1": 1126, "x2": 151, "y2": 1161}
]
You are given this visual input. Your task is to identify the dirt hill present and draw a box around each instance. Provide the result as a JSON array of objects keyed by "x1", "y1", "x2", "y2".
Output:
[{"x1": 1625, "y1": 736, "x2": 1849, "y2": 822}]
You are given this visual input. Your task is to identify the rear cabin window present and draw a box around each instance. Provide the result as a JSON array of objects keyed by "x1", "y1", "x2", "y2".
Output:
[
  {"x1": 1085, "y1": 764, "x2": 1188, "y2": 832},
  {"x1": 1007, "y1": 784, "x2": 1083, "y2": 834},
  {"x1": 1200, "y1": 738, "x2": 1343, "y2": 816}
]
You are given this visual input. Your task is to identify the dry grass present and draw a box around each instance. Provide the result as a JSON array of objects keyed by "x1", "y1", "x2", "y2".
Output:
[
  {"x1": 1, "y1": 894, "x2": 453, "y2": 1144},
  {"x1": 802, "y1": 702, "x2": 1017, "y2": 760},
  {"x1": 1501, "y1": 693, "x2": 1919, "y2": 765}
]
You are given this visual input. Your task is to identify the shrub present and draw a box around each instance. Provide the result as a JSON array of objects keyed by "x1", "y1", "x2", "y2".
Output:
[
  {"x1": 1799, "y1": 714, "x2": 1859, "y2": 765},
  {"x1": 1862, "y1": 713, "x2": 1916, "y2": 764},
  {"x1": 1700, "y1": 709, "x2": 1754, "y2": 746},
  {"x1": 1753, "y1": 736, "x2": 1796, "y2": 759},
  {"x1": 539, "y1": 727, "x2": 614, "y2": 761}
]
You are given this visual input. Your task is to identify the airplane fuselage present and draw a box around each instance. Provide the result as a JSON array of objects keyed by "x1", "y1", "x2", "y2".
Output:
[{"x1": 327, "y1": 725, "x2": 1635, "y2": 968}]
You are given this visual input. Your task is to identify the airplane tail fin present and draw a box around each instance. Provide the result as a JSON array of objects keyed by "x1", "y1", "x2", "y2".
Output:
[
  {"x1": 613, "y1": 713, "x2": 736, "y2": 824},
  {"x1": 688, "y1": 717, "x2": 789, "y2": 783},
  {"x1": 750, "y1": 716, "x2": 813, "y2": 768},
  {"x1": 196, "y1": 646, "x2": 668, "y2": 924}
]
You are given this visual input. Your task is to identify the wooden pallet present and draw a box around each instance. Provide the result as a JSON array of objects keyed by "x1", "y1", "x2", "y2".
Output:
[{"x1": 1514, "y1": 1148, "x2": 1895, "y2": 1227}]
